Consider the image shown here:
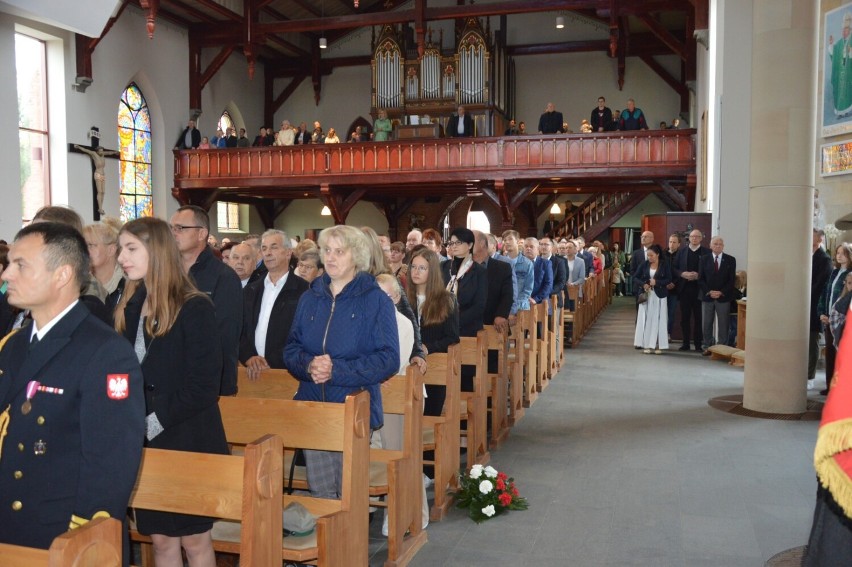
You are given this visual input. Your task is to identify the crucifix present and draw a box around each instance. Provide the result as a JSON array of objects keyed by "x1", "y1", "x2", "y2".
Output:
[{"x1": 69, "y1": 127, "x2": 119, "y2": 220}]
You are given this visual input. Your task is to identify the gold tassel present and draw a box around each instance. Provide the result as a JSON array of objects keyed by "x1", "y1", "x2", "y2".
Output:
[
  {"x1": 0, "y1": 404, "x2": 10, "y2": 463},
  {"x1": 814, "y1": 417, "x2": 852, "y2": 518}
]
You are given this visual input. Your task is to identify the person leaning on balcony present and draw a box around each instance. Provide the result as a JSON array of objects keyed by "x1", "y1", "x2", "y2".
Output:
[
  {"x1": 373, "y1": 110, "x2": 393, "y2": 141},
  {"x1": 618, "y1": 98, "x2": 649, "y2": 131},
  {"x1": 324, "y1": 128, "x2": 340, "y2": 144}
]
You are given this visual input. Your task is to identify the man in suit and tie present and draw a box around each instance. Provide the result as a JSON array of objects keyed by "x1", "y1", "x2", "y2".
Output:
[
  {"x1": 673, "y1": 229, "x2": 710, "y2": 351},
  {"x1": 0, "y1": 222, "x2": 145, "y2": 551},
  {"x1": 698, "y1": 236, "x2": 736, "y2": 355},
  {"x1": 564, "y1": 240, "x2": 586, "y2": 310},
  {"x1": 575, "y1": 236, "x2": 595, "y2": 277},
  {"x1": 240, "y1": 230, "x2": 309, "y2": 379},
  {"x1": 629, "y1": 231, "x2": 655, "y2": 296},
  {"x1": 447, "y1": 105, "x2": 474, "y2": 137}
]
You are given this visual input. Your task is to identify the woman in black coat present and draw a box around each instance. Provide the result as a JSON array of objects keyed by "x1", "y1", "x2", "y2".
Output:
[
  {"x1": 115, "y1": 218, "x2": 228, "y2": 566},
  {"x1": 632, "y1": 244, "x2": 673, "y2": 353},
  {"x1": 408, "y1": 248, "x2": 460, "y2": 416}
]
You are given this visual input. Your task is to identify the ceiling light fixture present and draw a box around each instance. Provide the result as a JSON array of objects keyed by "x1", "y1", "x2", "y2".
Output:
[
  {"x1": 550, "y1": 202, "x2": 561, "y2": 214},
  {"x1": 321, "y1": 205, "x2": 332, "y2": 216},
  {"x1": 556, "y1": 16, "x2": 565, "y2": 29},
  {"x1": 319, "y1": 37, "x2": 327, "y2": 49}
]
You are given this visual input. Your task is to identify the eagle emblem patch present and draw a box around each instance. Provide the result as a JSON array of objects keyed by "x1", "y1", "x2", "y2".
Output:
[{"x1": 107, "y1": 374, "x2": 129, "y2": 400}]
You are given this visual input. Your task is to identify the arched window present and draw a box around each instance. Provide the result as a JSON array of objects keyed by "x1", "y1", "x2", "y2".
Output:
[
  {"x1": 117, "y1": 83, "x2": 152, "y2": 221},
  {"x1": 219, "y1": 110, "x2": 235, "y2": 137}
]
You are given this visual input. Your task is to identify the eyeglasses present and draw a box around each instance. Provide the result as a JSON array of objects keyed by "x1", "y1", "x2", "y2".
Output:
[
  {"x1": 409, "y1": 265, "x2": 428, "y2": 272},
  {"x1": 446, "y1": 240, "x2": 466, "y2": 247},
  {"x1": 169, "y1": 224, "x2": 204, "y2": 233},
  {"x1": 297, "y1": 263, "x2": 317, "y2": 271}
]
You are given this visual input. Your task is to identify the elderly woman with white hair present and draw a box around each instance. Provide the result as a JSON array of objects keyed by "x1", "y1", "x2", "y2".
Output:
[
  {"x1": 83, "y1": 217, "x2": 126, "y2": 314},
  {"x1": 283, "y1": 225, "x2": 400, "y2": 499},
  {"x1": 274, "y1": 119, "x2": 295, "y2": 146}
]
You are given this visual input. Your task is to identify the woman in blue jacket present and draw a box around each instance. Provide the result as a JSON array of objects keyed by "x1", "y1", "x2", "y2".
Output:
[{"x1": 284, "y1": 225, "x2": 399, "y2": 499}]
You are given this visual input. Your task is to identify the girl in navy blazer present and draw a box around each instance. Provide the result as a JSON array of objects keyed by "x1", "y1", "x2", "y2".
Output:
[{"x1": 632, "y1": 244, "x2": 672, "y2": 353}]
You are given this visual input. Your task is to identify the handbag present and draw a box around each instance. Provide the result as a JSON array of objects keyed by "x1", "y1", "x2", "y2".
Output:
[{"x1": 637, "y1": 291, "x2": 648, "y2": 304}]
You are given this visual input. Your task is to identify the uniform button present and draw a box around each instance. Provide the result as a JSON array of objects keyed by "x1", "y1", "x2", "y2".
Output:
[
  {"x1": 146, "y1": 384, "x2": 155, "y2": 391},
  {"x1": 17, "y1": 443, "x2": 24, "y2": 452},
  {"x1": 13, "y1": 471, "x2": 22, "y2": 480},
  {"x1": 36, "y1": 416, "x2": 45, "y2": 425},
  {"x1": 11, "y1": 501, "x2": 22, "y2": 511}
]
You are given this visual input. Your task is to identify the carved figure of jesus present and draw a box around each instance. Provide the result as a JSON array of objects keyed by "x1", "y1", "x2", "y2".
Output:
[{"x1": 74, "y1": 144, "x2": 119, "y2": 215}]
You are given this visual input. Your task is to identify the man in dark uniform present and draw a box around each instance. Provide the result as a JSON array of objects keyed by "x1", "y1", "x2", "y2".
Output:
[
  {"x1": 0, "y1": 222, "x2": 145, "y2": 551},
  {"x1": 171, "y1": 205, "x2": 242, "y2": 395}
]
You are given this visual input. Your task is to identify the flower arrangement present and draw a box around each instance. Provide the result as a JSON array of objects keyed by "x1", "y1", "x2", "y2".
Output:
[{"x1": 454, "y1": 464, "x2": 529, "y2": 523}]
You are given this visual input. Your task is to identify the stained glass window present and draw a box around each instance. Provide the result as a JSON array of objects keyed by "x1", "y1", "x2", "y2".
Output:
[{"x1": 118, "y1": 83, "x2": 152, "y2": 221}]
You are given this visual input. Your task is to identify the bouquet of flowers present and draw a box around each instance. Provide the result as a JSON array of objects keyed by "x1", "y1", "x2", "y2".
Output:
[{"x1": 454, "y1": 464, "x2": 529, "y2": 523}]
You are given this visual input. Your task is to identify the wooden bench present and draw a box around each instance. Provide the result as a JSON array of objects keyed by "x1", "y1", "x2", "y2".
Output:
[
  {"x1": 707, "y1": 344, "x2": 742, "y2": 364},
  {"x1": 505, "y1": 321, "x2": 526, "y2": 425},
  {"x1": 550, "y1": 294, "x2": 564, "y2": 371},
  {"x1": 534, "y1": 302, "x2": 551, "y2": 389},
  {"x1": 422, "y1": 344, "x2": 461, "y2": 521},
  {"x1": 459, "y1": 331, "x2": 490, "y2": 467},
  {"x1": 565, "y1": 284, "x2": 582, "y2": 347},
  {"x1": 0, "y1": 517, "x2": 122, "y2": 567},
  {"x1": 519, "y1": 308, "x2": 539, "y2": 407},
  {"x1": 233, "y1": 367, "x2": 426, "y2": 567},
  {"x1": 130, "y1": 434, "x2": 283, "y2": 567},
  {"x1": 481, "y1": 324, "x2": 510, "y2": 449},
  {"x1": 216, "y1": 392, "x2": 370, "y2": 566}
]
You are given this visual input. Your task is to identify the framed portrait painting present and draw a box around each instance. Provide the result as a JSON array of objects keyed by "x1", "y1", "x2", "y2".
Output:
[{"x1": 823, "y1": 4, "x2": 852, "y2": 137}]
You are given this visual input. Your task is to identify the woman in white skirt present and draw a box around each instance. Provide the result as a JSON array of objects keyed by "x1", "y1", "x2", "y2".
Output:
[{"x1": 633, "y1": 244, "x2": 672, "y2": 353}]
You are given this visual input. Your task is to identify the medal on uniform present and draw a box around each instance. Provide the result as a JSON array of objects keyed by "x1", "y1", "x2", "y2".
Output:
[{"x1": 21, "y1": 380, "x2": 39, "y2": 415}]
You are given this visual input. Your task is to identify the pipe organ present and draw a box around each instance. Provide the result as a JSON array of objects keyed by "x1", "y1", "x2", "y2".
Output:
[{"x1": 371, "y1": 17, "x2": 508, "y2": 137}]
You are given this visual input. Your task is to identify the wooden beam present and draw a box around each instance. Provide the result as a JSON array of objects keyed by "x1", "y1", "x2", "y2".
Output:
[
  {"x1": 535, "y1": 194, "x2": 560, "y2": 218},
  {"x1": 200, "y1": 45, "x2": 235, "y2": 89},
  {"x1": 637, "y1": 13, "x2": 685, "y2": 60},
  {"x1": 166, "y1": 0, "x2": 217, "y2": 23},
  {"x1": 508, "y1": 40, "x2": 610, "y2": 56},
  {"x1": 655, "y1": 180, "x2": 687, "y2": 211},
  {"x1": 139, "y1": 0, "x2": 160, "y2": 38},
  {"x1": 257, "y1": 1, "x2": 609, "y2": 35},
  {"x1": 639, "y1": 54, "x2": 687, "y2": 97},
  {"x1": 269, "y1": 75, "x2": 308, "y2": 119},
  {"x1": 188, "y1": 31, "x2": 202, "y2": 111},
  {"x1": 189, "y1": 0, "x2": 241, "y2": 20},
  {"x1": 510, "y1": 183, "x2": 540, "y2": 210}
]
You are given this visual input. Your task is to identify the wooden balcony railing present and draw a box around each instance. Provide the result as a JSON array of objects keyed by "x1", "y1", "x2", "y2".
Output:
[{"x1": 173, "y1": 130, "x2": 695, "y2": 190}]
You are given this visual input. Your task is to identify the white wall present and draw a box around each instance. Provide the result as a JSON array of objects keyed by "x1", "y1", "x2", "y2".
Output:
[
  {"x1": 274, "y1": 200, "x2": 388, "y2": 240},
  {"x1": 0, "y1": 16, "x2": 22, "y2": 235}
]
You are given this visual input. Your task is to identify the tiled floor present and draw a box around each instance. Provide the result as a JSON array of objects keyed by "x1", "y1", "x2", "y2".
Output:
[{"x1": 368, "y1": 297, "x2": 825, "y2": 567}]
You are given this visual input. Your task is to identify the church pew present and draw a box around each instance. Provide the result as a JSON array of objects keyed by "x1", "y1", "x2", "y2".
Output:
[
  {"x1": 550, "y1": 294, "x2": 564, "y2": 370},
  {"x1": 0, "y1": 517, "x2": 122, "y2": 567},
  {"x1": 534, "y1": 302, "x2": 551, "y2": 390},
  {"x1": 233, "y1": 367, "x2": 426, "y2": 567},
  {"x1": 130, "y1": 434, "x2": 283, "y2": 567},
  {"x1": 505, "y1": 321, "x2": 526, "y2": 425},
  {"x1": 482, "y1": 324, "x2": 510, "y2": 449},
  {"x1": 519, "y1": 308, "x2": 539, "y2": 407},
  {"x1": 564, "y1": 284, "x2": 582, "y2": 347},
  {"x1": 421, "y1": 345, "x2": 461, "y2": 521},
  {"x1": 458, "y1": 331, "x2": 490, "y2": 467},
  {"x1": 216, "y1": 393, "x2": 370, "y2": 567}
]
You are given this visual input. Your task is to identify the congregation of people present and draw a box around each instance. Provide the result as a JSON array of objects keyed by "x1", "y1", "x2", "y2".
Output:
[
  {"x1": 0, "y1": 202, "x2": 846, "y2": 566},
  {"x1": 173, "y1": 96, "x2": 683, "y2": 152}
]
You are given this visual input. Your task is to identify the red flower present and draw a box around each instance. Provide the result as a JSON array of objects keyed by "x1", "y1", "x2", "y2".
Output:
[
  {"x1": 499, "y1": 492, "x2": 513, "y2": 507},
  {"x1": 495, "y1": 479, "x2": 506, "y2": 491},
  {"x1": 497, "y1": 472, "x2": 508, "y2": 481},
  {"x1": 512, "y1": 487, "x2": 519, "y2": 497}
]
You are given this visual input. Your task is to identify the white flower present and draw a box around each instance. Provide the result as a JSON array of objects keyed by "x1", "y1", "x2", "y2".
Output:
[
  {"x1": 484, "y1": 466, "x2": 498, "y2": 478},
  {"x1": 469, "y1": 464, "x2": 483, "y2": 479},
  {"x1": 479, "y1": 480, "x2": 494, "y2": 494},
  {"x1": 482, "y1": 504, "x2": 496, "y2": 517}
]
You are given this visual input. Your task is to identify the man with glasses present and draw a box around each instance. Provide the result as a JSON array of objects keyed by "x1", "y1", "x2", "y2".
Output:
[
  {"x1": 240, "y1": 230, "x2": 308, "y2": 380},
  {"x1": 170, "y1": 205, "x2": 242, "y2": 395},
  {"x1": 590, "y1": 96, "x2": 613, "y2": 132}
]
